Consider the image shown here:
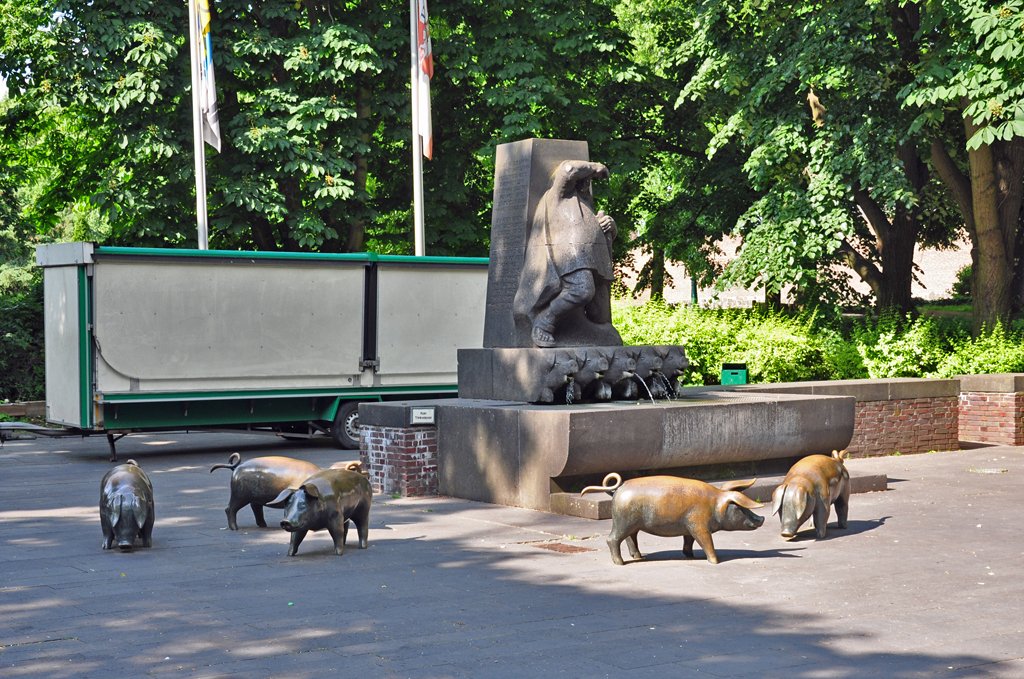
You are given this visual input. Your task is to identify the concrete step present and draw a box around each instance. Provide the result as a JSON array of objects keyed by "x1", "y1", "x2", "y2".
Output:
[{"x1": 550, "y1": 470, "x2": 888, "y2": 520}]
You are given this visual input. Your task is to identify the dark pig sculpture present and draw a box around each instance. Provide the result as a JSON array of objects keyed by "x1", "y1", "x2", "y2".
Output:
[
  {"x1": 266, "y1": 467, "x2": 372, "y2": 557},
  {"x1": 772, "y1": 449, "x2": 850, "y2": 540},
  {"x1": 99, "y1": 459, "x2": 155, "y2": 552},
  {"x1": 582, "y1": 473, "x2": 764, "y2": 565},
  {"x1": 651, "y1": 345, "x2": 688, "y2": 398},
  {"x1": 210, "y1": 453, "x2": 321, "y2": 530}
]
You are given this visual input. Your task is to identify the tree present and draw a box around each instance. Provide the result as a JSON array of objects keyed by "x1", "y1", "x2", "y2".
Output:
[
  {"x1": 602, "y1": 0, "x2": 756, "y2": 301},
  {"x1": 1, "y1": 0, "x2": 653, "y2": 259},
  {"x1": 902, "y1": 1, "x2": 1024, "y2": 331},
  {"x1": 659, "y1": 1, "x2": 968, "y2": 312}
]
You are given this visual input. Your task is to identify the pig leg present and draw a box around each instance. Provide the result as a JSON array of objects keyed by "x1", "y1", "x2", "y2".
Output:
[
  {"x1": 834, "y1": 485, "x2": 850, "y2": 529},
  {"x1": 141, "y1": 518, "x2": 154, "y2": 548},
  {"x1": 286, "y1": 529, "x2": 307, "y2": 557},
  {"x1": 812, "y1": 493, "x2": 830, "y2": 539},
  {"x1": 688, "y1": 528, "x2": 719, "y2": 564},
  {"x1": 624, "y1": 531, "x2": 642, "y2": 560},
  {"x1": 101, "y1": 516, "x2": 114, "y2": 550},
  {"x1": 351, "y1": 504, "x2": 370, "y2": 549},
  {"x1": 251, "y1": 503, "x2": 268, "y2": 529},
  {"x1": 327, "y1": 523, "x2": 347, "y2": 556},
  {"x1": 606, "y1": 536, "x2": 626, "y2": 566},
  {"x1": 224, "y1": 496, "x2": 247, "y2": 531}
]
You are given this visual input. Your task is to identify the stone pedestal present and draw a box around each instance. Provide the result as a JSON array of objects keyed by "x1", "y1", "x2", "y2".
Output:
[{"x1": 435, "y1": 390, "x2": 855, "y2": 512}]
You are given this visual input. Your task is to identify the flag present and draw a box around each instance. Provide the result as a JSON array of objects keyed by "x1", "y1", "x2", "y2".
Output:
[
  {"x1": 195, "y1": 0, "x2": 222, "y2": 152},
  {"x1": 415, "y1": 0, "x2": 433, "y2": 159}
]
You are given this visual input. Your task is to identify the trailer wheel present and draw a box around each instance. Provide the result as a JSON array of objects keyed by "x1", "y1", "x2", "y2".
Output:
[{"x1": 332, "y1": 401, "x2": 361, "y2": 449}]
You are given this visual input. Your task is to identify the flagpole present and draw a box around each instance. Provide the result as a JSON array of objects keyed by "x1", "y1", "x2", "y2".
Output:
[
  {"x1": 188, "y1": 0, "x2": 210, "y2": 250},
  {"x1": 410, "y1": 0, "x2": 425, "y2": 257}
]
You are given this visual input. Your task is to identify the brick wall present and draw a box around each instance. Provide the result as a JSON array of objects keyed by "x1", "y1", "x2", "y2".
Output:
[
  {"x1": 846, "y1": 396, "x2": 960, "y2": 458},
  {"x1": 959, "y1": 392, "x2": 1024, "y2": 446},
  {"x1": 360, "y1": 424, "x2": 438, "y2": 497}
]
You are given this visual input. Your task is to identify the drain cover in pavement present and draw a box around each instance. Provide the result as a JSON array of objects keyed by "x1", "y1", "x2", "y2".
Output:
[{"x1": 532, "y1": 542, "x2": 595, "y2": 554}]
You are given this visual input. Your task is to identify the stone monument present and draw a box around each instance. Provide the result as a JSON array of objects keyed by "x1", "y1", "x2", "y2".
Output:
[{"x1": 462, "y1": 138, "x2": 666, "y2": 404}]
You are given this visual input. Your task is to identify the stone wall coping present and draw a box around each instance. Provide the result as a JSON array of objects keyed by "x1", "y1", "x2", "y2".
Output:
[
  {"x1": 727, "y1": 377, "x2": 960, "y2": 402},
  {"x1": 956, "y1": 373, "x2": 1024, "y2": 393}
]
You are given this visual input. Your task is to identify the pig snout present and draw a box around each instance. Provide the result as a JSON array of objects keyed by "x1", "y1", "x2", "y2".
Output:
[
  {"x1": 779, "y1": 513, "x2": 800, "y2": 539},
  {"x1": 280, "y1": 520, "x2": 296, "y2": 532}
]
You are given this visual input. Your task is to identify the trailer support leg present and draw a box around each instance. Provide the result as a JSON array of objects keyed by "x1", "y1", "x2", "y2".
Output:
[{"x1": 106, "y1": 433, "x2": 126, "y2": 462}]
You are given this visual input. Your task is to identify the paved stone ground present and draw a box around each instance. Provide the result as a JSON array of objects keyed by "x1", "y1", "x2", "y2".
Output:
[{"x1": 1, "y1": 431, "x2": 1021, "y2": 678}]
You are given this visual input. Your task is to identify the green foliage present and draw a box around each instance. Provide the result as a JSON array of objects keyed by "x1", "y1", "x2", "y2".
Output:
[
  {"x1": 951, "y1": 264, "x2": 972, "y2": 300},
  {"x1": 934, "y1": 321, "x2": 1024, "y2": 376},
  {"x1": 851, "y1": 312, "x2": 950, "y2": 378},
  {"x1": 902, "y1": 1, "x2": 1024, "y2": 149},
  {"x1": 613, "y1": 300, "x2": 1024, "y2": 386},
  {"x1": 0, "y1": 270, "x2": 44, "y2": 402},
  {"x1": 613, "y1": 301, "x2": 859, "y2": 385}
]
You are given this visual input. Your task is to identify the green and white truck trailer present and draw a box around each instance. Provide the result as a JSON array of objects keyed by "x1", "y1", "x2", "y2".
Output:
[{"x1": 33, "y1": 242, "x2": 487, "y2": 456}]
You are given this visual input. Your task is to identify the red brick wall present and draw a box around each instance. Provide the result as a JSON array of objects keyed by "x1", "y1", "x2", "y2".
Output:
[
  {"x1": 360, "y1": 425, "x2": 438, "y2": 496},
  {"x1": 958, "y1": 392, "x2": 1024, "y2": 446},
  {"x1": 847, "y1": 396, "x2": 959, "y2": 458}
]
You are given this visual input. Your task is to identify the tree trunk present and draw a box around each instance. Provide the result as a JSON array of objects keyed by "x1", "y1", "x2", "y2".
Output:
[
  {"x1": 965, "y1": 119, "x2": 1016, "y2": 332},
  {"x1": 649, "y1": 248, "x2": 665, "y2": 301},
  {"x1": 345, "y1": 83, "x2": 372, "y2": 253},
  {"x1": 850, "y1": 143, "x2": 922, "y2": 314},
  {"x1": 875, "y1": 207, "x2": 917, "y2": 311},
  {"x1": 874, "y1": 143, "x2": 925, "y2": 311}
]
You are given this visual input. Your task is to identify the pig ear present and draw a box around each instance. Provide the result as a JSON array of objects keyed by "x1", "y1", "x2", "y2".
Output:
[
  {"x1": 134, "y1": 500, "x2": 148, "y2": 531},
  {"x1": 108, "y1": 497, "x2": 122, "y2": 527},
  {"x1": 771, "y1": 485, "x2": 785, "y2": 516},
  {"x1": 721, "y1": 478, "x2": 756, "y2": 493},
  {"x1": 301, "y1": 483, "x2": 321, "y2": 499},
  {"x1": 266, "y1": 488, "x2": 296, "y2": 508},
  {"x1": 789, "y1": 487, "x2": 809, "y2": 517},
  {"x1": 833, "y1": 449, "x2": 848, "y2": 462},
  {"x1": 723, "y1": 491, "x2": 763, "y2": 511}
]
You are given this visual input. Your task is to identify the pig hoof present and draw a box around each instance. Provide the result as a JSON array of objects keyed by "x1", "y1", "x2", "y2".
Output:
[{"x1": 781, "y1": 533, "x2": 796, "y2": 541}]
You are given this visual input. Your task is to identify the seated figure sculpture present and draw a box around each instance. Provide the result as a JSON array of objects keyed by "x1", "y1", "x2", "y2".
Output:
[{"x1": 513, "y1": 159, "x2": 622, "y2": 348}]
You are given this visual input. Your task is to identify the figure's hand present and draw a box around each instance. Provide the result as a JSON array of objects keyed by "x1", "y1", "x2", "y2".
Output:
[{"x1": 597, "y1": 210, "x2": 616, "y2": 235}]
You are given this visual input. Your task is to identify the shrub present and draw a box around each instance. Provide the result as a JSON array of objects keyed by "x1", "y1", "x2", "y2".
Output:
[
  {"x1": 951, "y1": 264, "x2": 972, "y2": 300},
  {"x1": 851, "y1": 312, "x2": 949, "y2": 378},
  {"x1": 934, "y1": 321, "x2": 1024, "y2": 376},
  {"x1": 0, "y1": 270, "x2": 45, "y2": 402},
  {"x1": 612, "y1": 302, "x2": 858, "y2": 385}
]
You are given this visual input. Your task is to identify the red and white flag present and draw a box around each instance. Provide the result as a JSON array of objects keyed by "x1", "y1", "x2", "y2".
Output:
[{"x1": 415, "y1": 0, "x2": 433, "y2": 159}]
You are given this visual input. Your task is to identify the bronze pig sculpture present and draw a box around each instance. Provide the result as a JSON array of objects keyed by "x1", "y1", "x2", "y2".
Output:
[
  {"x1": 266, "y1": 467, "x2": 372, "y2": 557},
  {"x1": 99, "y1": 460, "x2": 155, "y2": 552},
  {"x1": 582, "y1": 473, "x2": 764, "y2": 565},
  {"x1": 772, "y1": 450, "x2": 850, "y2": 540},
  {"x1": 210, "y1": 453, "x2": 321, "y2": 530},
  {"x1": 649, "y1": 345, "x2": 688, "y2": 398}
]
